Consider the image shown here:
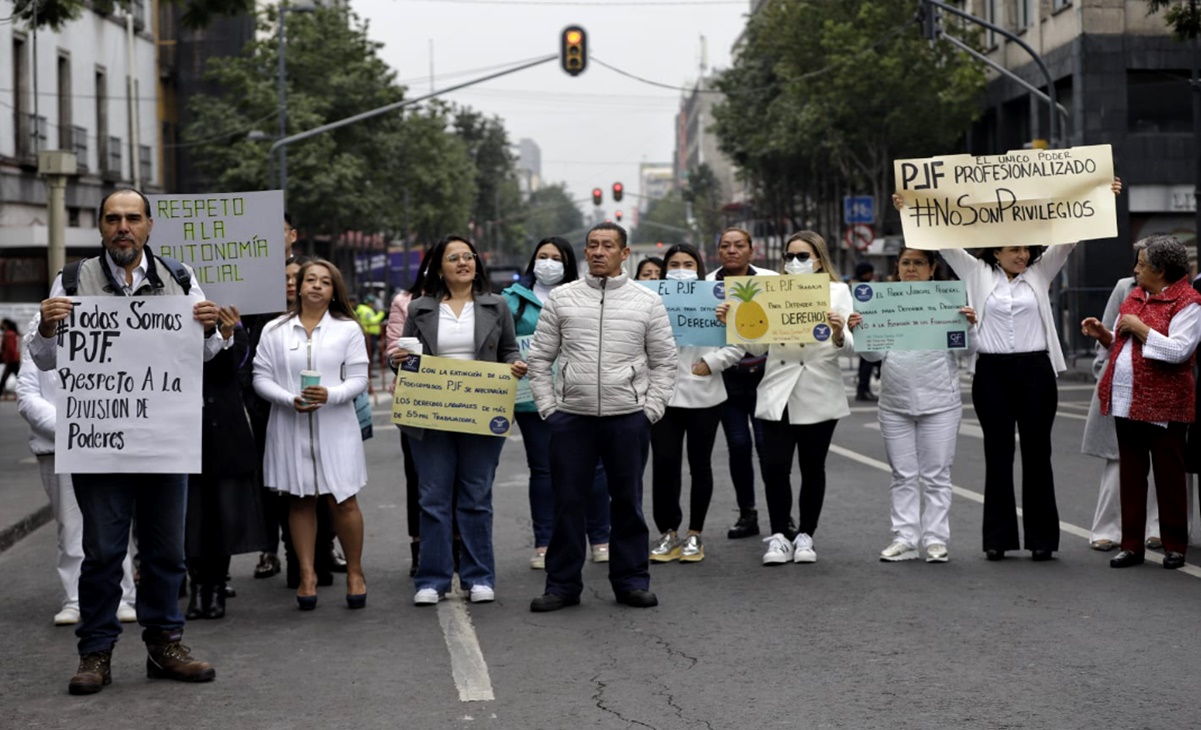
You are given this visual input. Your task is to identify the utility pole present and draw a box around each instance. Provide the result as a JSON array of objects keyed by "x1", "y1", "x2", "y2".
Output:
[
  {"x1": 1192, "y1": 0, "x2": 1201, "y2": 267},
  {"x1": 39, "y1": 151, "x2": 78, "y2": 285}
]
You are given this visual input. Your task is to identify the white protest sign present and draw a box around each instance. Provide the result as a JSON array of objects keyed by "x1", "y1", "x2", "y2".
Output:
[
  {"x1": 149, "y1": 191, "x2": 286, "y2": 314},
  {"x1": 894, "y1": 144, "x2": 1116, "y2": 249},
  {"x1": 54, "y1": 297, "x2": 203, "y2": 474}
]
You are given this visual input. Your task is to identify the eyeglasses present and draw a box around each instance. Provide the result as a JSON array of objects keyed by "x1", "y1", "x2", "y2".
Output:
[
  {"x1": 783, "y1": 252, "x2": 812, "y2": 262},
  {"x1": 446, "y1": 252, "x2": 476, "y2": 263}
]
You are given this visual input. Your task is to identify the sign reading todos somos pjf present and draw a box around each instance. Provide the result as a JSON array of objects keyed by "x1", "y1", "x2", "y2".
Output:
[
  {"x1": 894, "y1": 144, "x2": 1116, "y2": 250},
  {"x1": 54, "y1": 297, "x2": 203, "y2": 474},
  {"x1": 639, "y1": 279, "x2": 727, "y2": 347},
  {"x1": 392, "y1": 354, "x2": 517, "y2": 437},
  {"x1": 851, "y1": 281, "x2": 969, "y2": 352},
  {"x1": 149, "y1": 191, "x2": 286, "y2": 315},
  {"x1": 724, "y1": 274, "x2": 831, "y2": 345}
]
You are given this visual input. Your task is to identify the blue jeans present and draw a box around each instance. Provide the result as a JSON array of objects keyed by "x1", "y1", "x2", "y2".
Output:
[
  {"x1": 72, "y1": 473, "x2": 188, "y2": 654},
  {"x1": 515, "y1": 411, "x2": 610, "y2": 548},
  {"x1": 721, "y1": 370, "x2": 767, "y2": 511},
  {"x1": 410, "y1": 430, "x2": 506, "y2": 593}
]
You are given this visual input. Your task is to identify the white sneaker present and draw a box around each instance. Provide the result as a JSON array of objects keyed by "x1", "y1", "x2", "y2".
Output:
[
  {"x1": 530, "y1": 550, "x2": 546, "y2": 570},
  {"x1": 414, "y1": 588, "x2": 441, "y2": 606},
  {"x1": 762, "y1": 533, "x2": 794, "y2": 565},
  {"x1": 54, "y1": 606, "x2": 80, "y2": 626},
  {"x1": 880, "y1": 540, "x2": 919, "y2": 562},
  {"x1": 591, "y1": 544, "x2": 610, "y2": 563},
  {"x1": 926, "y1": 544, "x2": 949, "y2": 563},
  {"x1": 116, "y1": 602, "x2": 137, "y2": 623},
  {"x1": 469, "y1": 585, "x2": 495, "y2": 604},
  {"x1": 793, "y1": 533, "x2": 817, "y2": 563}
]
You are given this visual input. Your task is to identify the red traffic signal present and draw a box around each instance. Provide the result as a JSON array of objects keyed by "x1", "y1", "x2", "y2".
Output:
[
  {"x1": 561, "y1": 26, "x2": 587, "y2": 76},
  {"x1": 615, "y1": 210, "x2": 623, "y2": 222},
  {"x1": 591, "y1": 187, "x2": 603, "y2": 206},
  {"x1": 612, "y1": 182, "x2": 624, "y2": 202}
]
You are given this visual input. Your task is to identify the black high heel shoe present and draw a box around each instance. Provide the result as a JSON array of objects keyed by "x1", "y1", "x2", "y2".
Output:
[
  {"x1": 297, "y1": 594, "x2": 318, "y2": 611},
  {"x1": 346, "y1": 593, "x2": 367, "y2": 609}
]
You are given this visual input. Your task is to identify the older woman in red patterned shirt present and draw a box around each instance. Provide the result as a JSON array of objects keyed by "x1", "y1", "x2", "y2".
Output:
[{"x1": 1082, "y1": 234, "x2": 1201, "y2": 571}]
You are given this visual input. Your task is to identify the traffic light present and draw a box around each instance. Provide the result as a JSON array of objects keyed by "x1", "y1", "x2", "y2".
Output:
[
  {"x1": 919, "y1": 1, "x2": 942, "y2": 41},
  {"x1": 612, "y1": 182, "x2": 624, "y2": 202},
  {"x1": 615, "y1": 210, "x2": 623, "y2": 222},
  {"x1": 561, "y1": 26, "x2": 587, "y2": 76},
  {"x1": 591, "y1": 187, "x2": 603, "y2": 206}
]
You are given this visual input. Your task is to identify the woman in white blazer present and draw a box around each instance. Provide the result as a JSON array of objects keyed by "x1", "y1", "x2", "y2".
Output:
[
  {"x1": 720, "y1": 231, "x2": 853, "y2": 566},
  {"x1": 254, "y1": 259, "x2": 369, "y2": 610}
]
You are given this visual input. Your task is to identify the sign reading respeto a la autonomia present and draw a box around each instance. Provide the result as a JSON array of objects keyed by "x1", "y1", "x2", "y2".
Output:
[{"x1": 894, "y1": 144, "x2": 1116, "y2": 249}]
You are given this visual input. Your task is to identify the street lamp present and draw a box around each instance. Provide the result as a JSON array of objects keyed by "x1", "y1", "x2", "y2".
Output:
[{"x1": 277, "y1": 1, "x2": 315, "y2": 203}]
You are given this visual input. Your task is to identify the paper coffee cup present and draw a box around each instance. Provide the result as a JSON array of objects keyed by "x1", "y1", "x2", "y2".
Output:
[
  {"x1": 396, "y1": 337, "x2": 423, "y2": 355},
  {"x1": 300, "y1": 370, "x2": 321, "y2": 389}
]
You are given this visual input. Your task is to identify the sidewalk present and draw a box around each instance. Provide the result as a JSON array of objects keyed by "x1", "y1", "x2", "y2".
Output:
[{"x1": 0, "y1": 399, "x2": 53, "y2": 552}]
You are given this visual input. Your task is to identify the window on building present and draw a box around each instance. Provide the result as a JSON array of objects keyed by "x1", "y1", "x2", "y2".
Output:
[
  {"x1": 58, "y1": 54, "x2": 72, "y2": 151},
  {"x1": 1019, "y1": 0, "x2": 1036, "y2": 28},
  {"x1": 1128, "y1": 70, "x2": 1191, "y2": 133},
  {"x1": 1052, "y1": 0, "x2": 1071, "y2": 10},
  {"x1": 984, "y1": 0, "x2": 998, "y2": 47},
  {"x1": 96, "y1": 67, "x2": 108, "y2": 173},
  {"x1": 13, "y1": 35, "x2": 31, "y2": 158}
]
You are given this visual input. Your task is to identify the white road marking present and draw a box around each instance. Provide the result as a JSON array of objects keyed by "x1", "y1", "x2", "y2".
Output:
[
  {"x1": 828, "y1": 443, "x2": 1201, "y2": 579},
  {"x1": 438, "y1": 580, "x2": 496, "y2": 702}
]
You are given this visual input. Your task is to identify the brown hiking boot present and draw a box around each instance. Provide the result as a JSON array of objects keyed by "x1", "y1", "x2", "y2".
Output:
[
  {"x1": 68, "y1": 651, "x2": 112, "y2": 695},
  {"x1": 145, "y1": 632, "x2": 216, "y2": 683}
]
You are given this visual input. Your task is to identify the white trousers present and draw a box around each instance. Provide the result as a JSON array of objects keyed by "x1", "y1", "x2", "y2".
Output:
[
  {"x1": 1089, "y1": 458, "x2": 1160, "y2": 543},
  {"x1": 878, "y1": 407, "x2": 960, "y2": 548},
  {"x1": 38, "y1": 455, "x2": 136, "y2": 610}
]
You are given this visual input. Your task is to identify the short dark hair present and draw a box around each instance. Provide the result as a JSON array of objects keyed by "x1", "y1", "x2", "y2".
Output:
[
  {"x1": 1137, "y1": 234, "x2": 1190, "y2": 283},
  {"x1": 978, "y1": 245, "x2": 1044, "y2": 268},
  {"x1": 588, "y1": 222, "x2": 628, "y2": 248},
  {"x1": 284, "y1": 212, "x2": 293, "y2": 227},
  {"x1": 635, "y1": 257, "x2": 664, "y2": 279},
  {"x1": 893, "y1": 247, "x2": 942, "y2": 280},
  {"x1": 522, "y1": 236, "x2": 580, "y2": 287},
  {"x1": 661, "y1": 243, "x2": 706, "y2": 279},
  {"x1": 422, "y1": 235, "x2": 492, "y2": 298},
  {"x1": 97, "y1": 188, "x2": 151, "y2": 226}
]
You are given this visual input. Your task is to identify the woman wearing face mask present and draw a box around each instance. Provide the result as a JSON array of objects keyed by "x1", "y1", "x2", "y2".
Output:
[
  {"x1": 849, "y1": 248, "x2": 976, "y2": 563},
  {"x1": 718, "y1": 231, "x2": 853, "y2": 565},
  {"x1": 893, "y1": 178, "x2": 1123, "y2": 562},
  {"x1": 647, "y1": 244, "x2": 745, "y2": 563},
  {"x1": 502, "y1": 238, "x2": 611, "y2": 569}
]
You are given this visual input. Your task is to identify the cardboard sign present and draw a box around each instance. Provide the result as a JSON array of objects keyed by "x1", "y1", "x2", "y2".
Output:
[
  {"x1": 392, "y1": 354, "x2": 516, "y2": 437},
  {"x1": 54, "y1": 297, "x2": 203, "y2": 473},
  {"x1": 894, "y1": 144, "x2": 1116, "y2": 249},
  {"x1": 724, "y1": 274, "x2": 831, "y2": 345},
  {"x1": 639, "y1": 279, "x2": 727, "y2": 347},
  {"x1": 851, "y1": 281, "x2": 969, "y2": 352},
  {"x1": 150, "y1": 191, "x2": 286, "y2": 314}
]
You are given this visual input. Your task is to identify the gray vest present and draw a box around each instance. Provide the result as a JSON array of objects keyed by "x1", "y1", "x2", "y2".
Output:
[{"x1": 75, "y1": 255, "x2": 191, "y2": 297}]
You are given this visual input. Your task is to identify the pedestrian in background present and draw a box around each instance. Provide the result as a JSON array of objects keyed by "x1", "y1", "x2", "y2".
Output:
[
  {"x1": 636, "y1": 257, "x2": 664, "y2": 281},
  {"x1": 1, "y1": 318, "x2": 20, "y2": 398},
  {"x1": 851, "y1": 261, "x2": 880, "y2": 403},
  {"x1": 648, "y1": 243, "x2": 744, "y2": 564},
  {"x1": 254, "y1": 259, "x2": 370, "y2": 610},
  {"x1": 502, "y1": 236, "x2": 610, "y2": 570},
  {"x1": 851, "y1": 247, "x2": 976, "y2": 564}
]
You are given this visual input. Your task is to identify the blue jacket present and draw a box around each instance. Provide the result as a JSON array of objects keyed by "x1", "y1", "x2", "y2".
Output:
[{"x1": 501, "y1": 279, "x2": 543, "y2": 413}]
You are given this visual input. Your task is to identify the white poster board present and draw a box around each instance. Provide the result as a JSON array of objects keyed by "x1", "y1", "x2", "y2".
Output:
[
  {"x1": 54, "y1": 297, "x2": 203, "y2": 474},
  {"x1": 149, "y1": 191, "x2": 286, "y2": 314}
]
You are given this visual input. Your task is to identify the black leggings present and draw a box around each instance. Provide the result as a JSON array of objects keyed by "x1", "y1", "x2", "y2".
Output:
[
  {"x1": 761, "y1": 414, "x2": 838, "y2": 537},
  {"x1": 650, "y1": 405, "x2": 723, "y2": 533}
]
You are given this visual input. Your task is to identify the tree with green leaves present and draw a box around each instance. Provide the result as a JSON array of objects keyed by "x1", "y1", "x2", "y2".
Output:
[
  {"x1": 452, "y1": 109, "x2": 526, "y2": 264},
  {"x1": 630, "y1": 191, "x2": 691, "y2": 246},
  {"x1": 13, "y1": 0, "x2": 252, "y2": 31},
  {"x1": 683, "y1": 163, "x2": 725, "y2": 257},
  {"x1": 519, "y1": 184, "x2": 586, "y2": 244}
]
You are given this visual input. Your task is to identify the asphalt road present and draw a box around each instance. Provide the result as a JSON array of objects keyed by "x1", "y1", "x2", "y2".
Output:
[{"x1": 3, "y1": 373, "x2": 1201, "y2": 730}]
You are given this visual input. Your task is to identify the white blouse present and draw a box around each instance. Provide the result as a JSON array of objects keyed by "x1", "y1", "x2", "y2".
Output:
[
  {"x1": 975, "y1": 270, "x2": 1045, "y2": 354},
  {"x1": 1110, "y1": 302, "x2": 1201, "y2": 425},
  {"x1": 438, "y1": 302, "x2": 476, "y2": 360}
]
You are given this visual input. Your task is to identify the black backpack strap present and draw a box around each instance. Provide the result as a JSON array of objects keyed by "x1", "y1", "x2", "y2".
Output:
[
  {"x1": 60, "y1": 259, "x2": 86, "y2": 296},
  {"x1": 156, "y1": 256, "x2": 192, "y2": 294}
]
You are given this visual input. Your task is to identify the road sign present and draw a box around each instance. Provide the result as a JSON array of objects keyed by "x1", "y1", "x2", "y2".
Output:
[
  {"x1": 843, "y1": 195, "x2": 875, "y2": 225},
  {"x1": 844, "y1": 224, "x2": 874, "y2": 252}
]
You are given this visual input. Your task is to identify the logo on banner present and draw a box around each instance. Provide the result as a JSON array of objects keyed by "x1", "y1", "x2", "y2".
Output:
[
  {"x1": 813, "y1": 323, "x2": 831, "y2": 342},
  {"x1": 854, "y1": 284, "x2": 873, "y2": 302}
]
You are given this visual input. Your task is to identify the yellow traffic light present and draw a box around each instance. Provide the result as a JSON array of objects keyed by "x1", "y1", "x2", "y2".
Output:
[{"x1": 561, "y1": 25, "x2": 587, "y2": 77}]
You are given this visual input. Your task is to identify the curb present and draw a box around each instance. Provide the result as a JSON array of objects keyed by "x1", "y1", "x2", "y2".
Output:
[{"x1": 0, "y1": 504, "x2": 53, "y2": 554}]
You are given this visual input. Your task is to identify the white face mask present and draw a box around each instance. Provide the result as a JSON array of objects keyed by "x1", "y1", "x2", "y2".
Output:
[
  {"x1": 785, "y1": 258, "x2": 814, "y2": 276},
  {"x1": 665, "y1": 268, "x2": 698, "y2": 281},
  {"x1": 533, "y1": 259, "x2": 565, "y2": 286}
]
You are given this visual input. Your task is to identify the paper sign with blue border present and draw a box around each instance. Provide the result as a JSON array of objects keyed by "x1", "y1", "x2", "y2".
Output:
[
  {"x1": 391, "y1": 354, "x2": 516, "y2": 437},
  {"x1": 639, "y1": 279, "x2": 727, "y2": 347},
  {"x1": 852, "y1": 281, "x2": 969, "y2": 352},
  {"x1": 724, "y1": 274, "x2": 830, "y2": 345}
]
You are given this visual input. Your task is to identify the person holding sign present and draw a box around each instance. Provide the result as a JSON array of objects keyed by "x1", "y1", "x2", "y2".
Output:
[
  {"x1": 648, "y1": 244, "x2": 745, "y2": 564},
  {"x1": 717, "y1": 231, "x2": 853, "y2": 566},
  {"x1": 1083, "y1": 235, "x2": 1201, "y2": 570},
  {"x1": 527, "y1": 222, "x2": 677, "y2": 612},
  {"x1": 393, "y1": 235, "x2": 525, "y2": 606},
  {"x1": 892, "y1": 178, "x2": 1122, "y2": 562},
  {"x1": 29, "y1": 188, "x2": 221, "y2": 695},
  {"x1": 501, "y1": 237, "x2": 611, "y2": 570},
  {"x1": 850, "y1": 248, "x2": 977, "y2": 563},
  {"x1": 254, "y1": 260, "x2": 370, "y2": 610}
]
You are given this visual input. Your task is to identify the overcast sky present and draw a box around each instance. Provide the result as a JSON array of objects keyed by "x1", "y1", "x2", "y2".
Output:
[{"x1": 349, "y1": 0, "x2": 750, "y2": 220}]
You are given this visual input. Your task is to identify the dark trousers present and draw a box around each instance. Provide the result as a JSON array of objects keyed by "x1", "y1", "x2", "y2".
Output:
[
  {"x1": 188, "y1": 554, "x2": 232, "y2": 585},
  {"x1": 973, "y1": 352, "x2": 1060, "y2": 552},
  {"x1": 857, "y1": 356, "x2": 879, "y2": 396},
  {"x1": 1115, "y1": 418, "x2": 1190, "y2": 555},
  {"x1": 651, "y1": 404, "x2": 723, "y2": 533},
  {"x1": 73, "y1": 473, "x2": 187, "y2": 654},
  {"x1": 401, "y1": 430, "x2": 420, "y2": 539},
  {"x1": 516, "y1": 410, "x2": 610, "y2": 547},
  {"x1": 720, "y1": 369, "x2": 767, "y2": 511},
  {"x1": 545, "y1": 411, "x2": 650, "y2": 599},
  {"x1": 761, "y1": 415, "x2": 838, "y2": 537}
]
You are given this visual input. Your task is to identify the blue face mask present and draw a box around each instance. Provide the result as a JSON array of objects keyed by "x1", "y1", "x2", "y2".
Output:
[{"x1": 665, "y1": 268, "x2": 698, "y2": 281}]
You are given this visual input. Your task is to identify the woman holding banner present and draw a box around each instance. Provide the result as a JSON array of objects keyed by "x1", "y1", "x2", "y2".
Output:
[
  {"x1": 648, "y1": 244, "x2": 744, "y2": 564},
  {"x1": 392, "y1": 235, "x2": 525, "y2": 606},
  {"x1": 891, "y1": 178, "x2": 1121, "y2": 563},
  {"x1": 718, "y1": 231, "x2": 853, "y2": 566},
  {"x1": 254, "y1": 259, "x2": 370, "y2": 610},
  {"x1": 501, "y1": 237, "x2": 610, "y2": 570},
  {"x1": 850, "y1": 248, "x2": 976, "y2": 563}
]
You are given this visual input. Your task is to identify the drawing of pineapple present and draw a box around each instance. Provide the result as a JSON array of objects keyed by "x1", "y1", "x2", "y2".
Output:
[{"x1": 730, "y1": 280, "x2": 769, "y2": 341}]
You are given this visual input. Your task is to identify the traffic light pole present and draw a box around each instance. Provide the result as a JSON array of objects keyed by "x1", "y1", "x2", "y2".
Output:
[{"x1": 268, "y1": 53, "x2": 558, "y2": 190}]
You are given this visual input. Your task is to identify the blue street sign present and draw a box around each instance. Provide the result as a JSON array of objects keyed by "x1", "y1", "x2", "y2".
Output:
[{"x1": 844, "y1": 195, "x2": 874, "y2": 225}]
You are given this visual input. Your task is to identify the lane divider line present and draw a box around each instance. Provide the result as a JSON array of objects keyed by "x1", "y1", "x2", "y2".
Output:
[{"x1": 438, "y1": 580, "x2": 496, "y2": 702}]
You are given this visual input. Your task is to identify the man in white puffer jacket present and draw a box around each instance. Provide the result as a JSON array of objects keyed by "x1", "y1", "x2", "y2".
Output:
[{"x1": 527, "y1": 222, "x2": 677, "y2": 612}]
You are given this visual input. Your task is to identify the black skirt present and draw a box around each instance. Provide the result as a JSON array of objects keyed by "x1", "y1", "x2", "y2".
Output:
[{"x1": 185, "y1": 473, "x2": 271, "y2": 558}]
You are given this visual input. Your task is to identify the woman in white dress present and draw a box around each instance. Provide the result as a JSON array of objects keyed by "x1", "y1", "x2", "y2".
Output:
[{"x1": 254, "y1": 259, "x2": 369, "y2": 610}]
